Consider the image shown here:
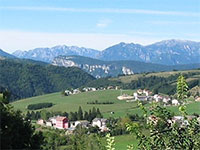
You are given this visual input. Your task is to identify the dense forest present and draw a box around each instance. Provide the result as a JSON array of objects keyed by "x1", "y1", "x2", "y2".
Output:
[{"x1": 0, "y1": 59, "x2": 95, "y2": 101}]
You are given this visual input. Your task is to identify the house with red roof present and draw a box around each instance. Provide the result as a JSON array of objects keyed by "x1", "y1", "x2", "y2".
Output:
[{"x1": 55, "y1": 116, "x2": 69, "y2": 129}]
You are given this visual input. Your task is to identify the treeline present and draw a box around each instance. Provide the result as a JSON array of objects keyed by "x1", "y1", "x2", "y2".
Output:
[
  {"x1": 0, "y1": 59, "x2": 95, "y2": 101},
  {"x1": 87, "y1": 100, "x2": 114, "y2": 105},
  {"x1": 26, "y1": 106, "x2": 103, "y2": 122},
  {"x1": 27, "y1": 103, "x2": 53, "y2": 110}
]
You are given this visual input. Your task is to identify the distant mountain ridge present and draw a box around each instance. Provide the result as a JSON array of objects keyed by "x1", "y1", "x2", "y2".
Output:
[
  {"x1": 52, "y1": 55, "x2": 200, "y2": 78},
  {"x1": 13, "y1": 45, "x2": 100, "y2": 63},
  {"x1": 0, "y1": 49, "x2": 16, "y2": 59},
  {"x1": 99, "y1": 40, "x2": 200, "y2": 65},
  {"x1": 11, "y1": 39, "x2": 200, "y2": 65}
]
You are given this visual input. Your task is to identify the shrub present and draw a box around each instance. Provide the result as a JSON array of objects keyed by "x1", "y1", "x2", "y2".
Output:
[{"x1": 27, "y1": 103, "x2": 53, "y2": 110}]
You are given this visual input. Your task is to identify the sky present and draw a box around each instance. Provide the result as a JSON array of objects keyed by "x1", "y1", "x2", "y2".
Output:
[{"x1": 0, "y1": 0, "x2": 199, "y2": 53}]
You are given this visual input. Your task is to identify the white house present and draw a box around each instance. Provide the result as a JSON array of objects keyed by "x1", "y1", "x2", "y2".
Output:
[
  {"x1": 73, "y1": 89, "x2": 81, "y2": 94},
  {"x1": 163, "y1": 97, "x2": 171, "y2": 104},
  {"x1": 137, "y1": 89, "x2": 143, "y2": 95},
  {"x1": 49, "y1": 116, "x2": 57, "y2": 125},
  {"x1": 136, "y1": 96, "x2": 148, "y2": 101},
  {"x1": 154, "y1": 94, "x2": 163, "y2": 102},
  {"x1": 91, "y1": 88, "x2": 96, "y2": 91},
  {"x1": 37, "y1": 119, "x2": 45, "y2": 125},
  {"x1": 143, "y1": 89, "x2": 152, "y2": 96},
  {"x1": 70, "y1": 120, "x2": 90, "y2": 128},
  {"x1": 64, "y1": 90, "x2": 72, "y2": 96},
  {"x1": 172, "y1": 99, "x2": 180, "y2": 106},
  {"x1": 133, "y1": 92, "x2": 138, "y2": 98},
  {"x1": 46, "y1": 121, "x2": 53, "y2": 127},
  {"x1": 92, "y1": 118, "x2": 108, "y2": 131}
]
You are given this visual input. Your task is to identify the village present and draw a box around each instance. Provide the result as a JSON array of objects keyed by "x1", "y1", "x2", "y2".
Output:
[
  {"x1": 64, "y1": 86, "x2": 200, "y2": 106},
  {"x1": 36, "y1": 86, "x2": 200, "y2": 135},
  {"x1": 118, "y1": 88, "x2": 200, "y2": 106},
  {"x1": 37, "y1": 116, "x2": 109, "y2": 134}
]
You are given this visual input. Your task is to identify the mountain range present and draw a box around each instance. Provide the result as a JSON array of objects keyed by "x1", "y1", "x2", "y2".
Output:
[
  {"x1": 12, "y1": 45, "x2": 99, "y2": 63},
  {"x1": 12, "y1": 39, "x2": 200, "y2": 65}
]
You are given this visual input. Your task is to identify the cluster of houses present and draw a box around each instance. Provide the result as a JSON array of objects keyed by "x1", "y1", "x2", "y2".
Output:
[
  {"x1": 117, "y1": 89, "x2": 181, "y2": 106},
  {"x1": 134, "y1": 89, "x2": 181, "y2": 106},
  {"x1": 148, "y1": 115, "x2": 200, "y2": 127},
  {"x1": 37, "y1": 116, "x2": 108, "y2": 133},
  {"x1": 64, "y1": 86, "x2": 119, "y2": 96}
]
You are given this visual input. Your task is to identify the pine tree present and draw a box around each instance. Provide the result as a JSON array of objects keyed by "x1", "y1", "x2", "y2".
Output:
[
  {"x1": 74, "y1": 112, "x2": 78, "y2": 121},
  {"x1": 84, "y1": 111, "x2": 89, "y2": 120},
  {"x1": 35, "y1": 111, "x2": 41, "y2": 120},
  {"x1": 31, "y1": 111, "x2": 36, "y2": 120},
  {"x1": 92, "y1": 107, "x2": 97, "y2": 119},
  {"x1": 77, "y1": 106, "x2": 83, "y2": 120},
  {"x1": 26, "y1": 111, "x2": 31, "y2": 120},
  {"x1": 96, "y1": 108, "x2": 103, "y2": 118},
  {"x1": 88, "y1": 109, "x2": 93, "y2": 122}
]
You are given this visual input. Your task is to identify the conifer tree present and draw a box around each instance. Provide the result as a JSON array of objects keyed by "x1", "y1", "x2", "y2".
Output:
[
  {"x1": 96, "y1": 108, "x2": 103, "y2": 118},
  {"x1": 84, "y1": 111, "x2": 89, "y2": 120},
  {"x1": 77, "y1": 106, "x2": 83, "y2": 120},
  {"x1": 92, "y1": 107, "x2": 97, "y2": 119}
]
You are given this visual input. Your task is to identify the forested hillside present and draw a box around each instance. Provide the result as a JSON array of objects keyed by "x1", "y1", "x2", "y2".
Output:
[
  {"x1": 86, "y1": 70, "x2": 200, "y2": 95},
  {"x1": 0, "y1": 59, "x2": 95, "y2": 100}
]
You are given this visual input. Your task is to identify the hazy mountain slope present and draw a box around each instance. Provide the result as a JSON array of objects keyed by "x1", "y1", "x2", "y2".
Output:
[
  {"x1": 12, "y1": 39, "x2": 200, "y2": 65},
  {"x1": 13, "y1": 45, "x2": 100, "y2": 63},
  {"x1": 99, "y1": 40, "x2": 200, "y2": 65},
  {"x1": 97, "y1": 42, "x2": 146, "y2": 61},
  {"x1": 0, "y1": 59, "x2": 95, "y2": 100},
  {"x1": 52, "y1": 55, "x2": 200, "y2": 78},
  {"x1": 145, "y1": 40, "x2": 200, "y2": 64},
  {"x1": 0, "y1": 49, "x2": 16, "y2": 59}
]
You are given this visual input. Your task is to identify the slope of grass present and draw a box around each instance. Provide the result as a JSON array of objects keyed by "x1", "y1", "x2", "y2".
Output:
[
  {"x1": 12, "y1": 89, "x2": 200, "y2": 119},
  {"x1": 12, "y1": 90, "x2": 140, "y2": 117}
]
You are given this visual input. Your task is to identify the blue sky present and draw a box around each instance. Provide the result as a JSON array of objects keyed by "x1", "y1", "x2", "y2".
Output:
[{"x1": 0, "y1": 0, "x2": 199, "y2": 52}]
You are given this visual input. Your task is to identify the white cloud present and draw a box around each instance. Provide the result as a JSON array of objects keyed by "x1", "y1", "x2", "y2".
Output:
[
  {"x1": 0, "y1": 6, "x2": 199, "y2": 17},
  {"x1": 96, "y1": 19, "x2": 112, "y2": 28}
]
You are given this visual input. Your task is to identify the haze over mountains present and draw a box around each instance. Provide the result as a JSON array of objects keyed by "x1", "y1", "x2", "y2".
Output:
[{"x1": 12, "y1": 39, "x2": 200, "y2": 65}]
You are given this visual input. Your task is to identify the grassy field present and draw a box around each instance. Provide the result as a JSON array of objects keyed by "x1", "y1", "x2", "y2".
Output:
[
  {"x1": 12, "y1": 89, "x2": 200, "y2": 118},
  {"x1": 12, "y1": 90, "x2": 141, "y2": 117}
]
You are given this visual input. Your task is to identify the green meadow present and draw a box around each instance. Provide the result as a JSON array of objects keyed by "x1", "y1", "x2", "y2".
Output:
[
  {"x1": 12, "y1": 89, "x2": 200, "y2": 118},
  {"x1": 12, "y1": 90, "x2": 139, "y2": 117}
]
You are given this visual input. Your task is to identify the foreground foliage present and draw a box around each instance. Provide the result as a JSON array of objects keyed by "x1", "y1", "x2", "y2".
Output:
[
  {"x1": 125, "y1": 75, "x2": 200, "y2": 149},
  {"x1": 0, "y1": 94, "x2": 44, "y2": 149},
  {"x1": 126, "y1": 102, "x2": 200, "y2": 150}
]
